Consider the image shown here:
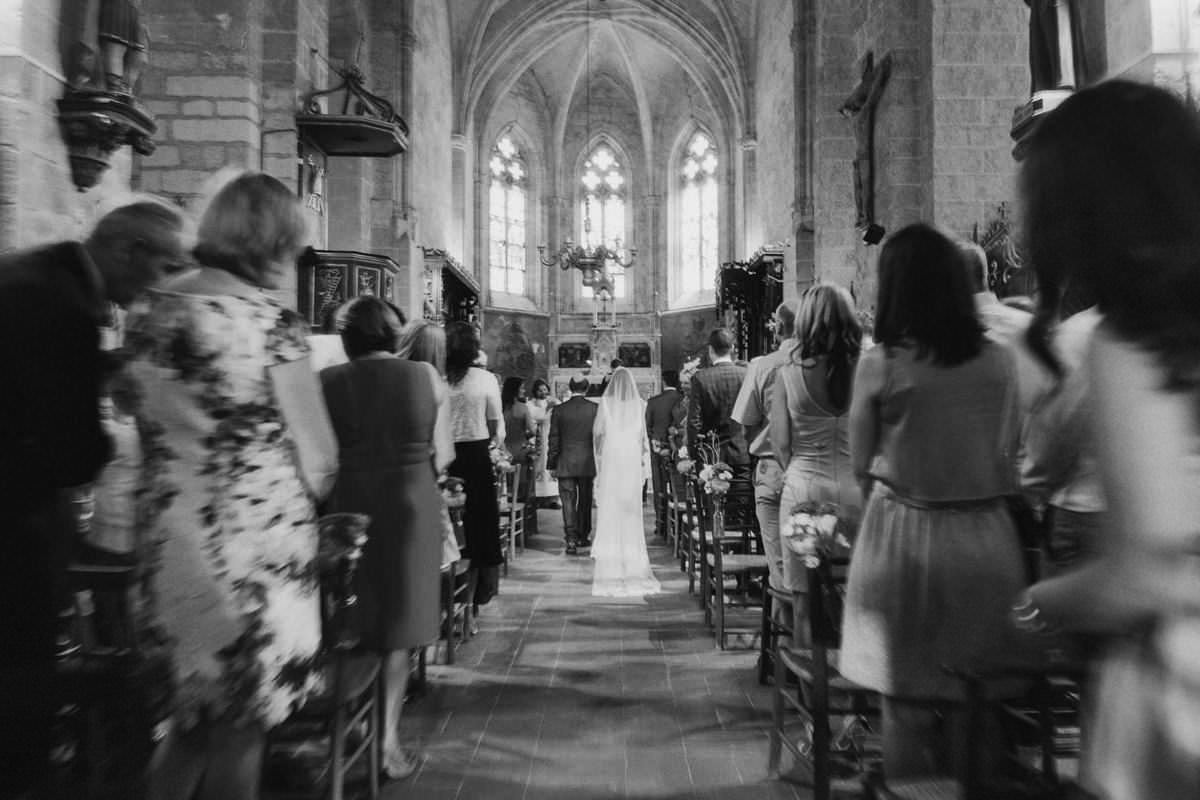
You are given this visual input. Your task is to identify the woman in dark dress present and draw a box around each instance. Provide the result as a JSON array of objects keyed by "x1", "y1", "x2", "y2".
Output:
[
  {"x1": 320, "y1": 297, "x2": 441, "y2": 779},
  {"x1": 445, "y1": 322, "x2": 504, "y2": 606}
]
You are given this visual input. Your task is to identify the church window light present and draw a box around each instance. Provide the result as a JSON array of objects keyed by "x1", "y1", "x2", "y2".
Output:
[
  {"x1": 680, "y1": 132, "x2": 718, "y2": 295},
  {"x1": 489, "y1": 135, "x2": 527, "y2": 296},
  {"x1": 580, "y1": 143, "x2": 628, "y2": 299}
]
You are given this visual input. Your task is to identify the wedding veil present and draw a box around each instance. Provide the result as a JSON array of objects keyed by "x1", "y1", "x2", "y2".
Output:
[{"x1": 594, "y1": 367, "x2": 645, "y2": 482}]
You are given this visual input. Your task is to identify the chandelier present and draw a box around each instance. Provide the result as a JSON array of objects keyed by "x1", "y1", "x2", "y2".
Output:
[{"x1": 536, "y1": 0, "x2": 636, "y2": 291}]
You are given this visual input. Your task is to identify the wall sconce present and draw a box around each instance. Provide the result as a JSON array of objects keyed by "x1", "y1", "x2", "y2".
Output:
[{"x1": 57, "y1": 0, "x2": 156, "y2": 191}]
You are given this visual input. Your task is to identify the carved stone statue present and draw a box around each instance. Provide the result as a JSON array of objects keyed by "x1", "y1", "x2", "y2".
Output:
[
  {"x1": 67, "y1": 0, "x2": 148, "y2": 94},
  {"x1": 839, "y1": 50, "x2": 893, "y2": 230},
  {"x1": 1024, "y1": 0, "x2": 1087, "y2": 93}
]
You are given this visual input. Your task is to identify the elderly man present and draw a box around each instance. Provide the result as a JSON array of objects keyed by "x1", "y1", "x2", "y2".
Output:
[
  {"x1": 731, "y1": 301, "x2": 797, "y2": 598},
  {"x1": 0, "y1": 200, "x2": 186, "y2": 798}
]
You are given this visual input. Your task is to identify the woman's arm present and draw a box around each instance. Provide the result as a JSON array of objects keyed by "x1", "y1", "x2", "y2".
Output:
[
  {"x1": 768, "y1": 368, "x2": 792, "y2": 467},
  {"x1": 1028, "y1": 330, "x2": 1200, "y2": 632},
  {"x1": 483, "y1": 371, "x2": 503, "y2": 445},
  {"x1": 848, "y1": 350, "x2": 883, "y2": 499},
  {"x1": 429, "y1": 369, "x2": 455, "y2": 473}
]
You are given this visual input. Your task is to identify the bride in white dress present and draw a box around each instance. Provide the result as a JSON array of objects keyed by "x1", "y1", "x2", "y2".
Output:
[{"x1": 591, "y1": 367, "x2": 662, "y2": 598}]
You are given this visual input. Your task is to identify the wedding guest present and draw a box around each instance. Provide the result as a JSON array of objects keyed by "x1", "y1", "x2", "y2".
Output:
[
  {"x1": 397, "y1": 320, "x2": 460, "y2": 569},
  {"x1": 397, "y1": 318, "x2": 447, "y2": 376},
  {"x1": 769, "y1": 286, "x2": 863, "y2": 636},
  {"x1": 445, "y1": 322, "x2": 505, "y2": 605},
  {"x1": 646, "y1": 370, "x2": 686, "y2": 538},
  {"x1": 502, "y1": 377, "x2": 534, "y2": 459},
  {"x1": 1021, "y1": 284, "x2": 1104, "y2": 575},
  {"x1": 80, "y1": 365, "x2": 142, "y2": 565},
  {"x1": 1017, "y1": 80, "x2": 1200, "y2": 799},
  {"x1": 840, "y1": 223, "x2": 1026, "y2": 780},
  {"x1": 687, "y1": 328, "x2": 750, "y2": 474},
  {"x1": 961, "y1": 241, "x2": 1051, "y2": 415},
  {"x1": 321, "y1": 297, "x2": 441, "y2": 779},
  {"x1": 129, "y1": 172, "x2": 337, "y2": 800},
  {"x1": 0, "y1": 200, "x2": 185, "y2": 798},
  {"x1": 527, "y1": 378, "x2": 560, "y2": 507},
  {"x1": 732, "y1": 301, "x2": 798, "y2": 596}
]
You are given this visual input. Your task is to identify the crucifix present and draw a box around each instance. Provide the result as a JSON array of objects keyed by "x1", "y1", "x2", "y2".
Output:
[{"x1": 839, "y1": 50, "x2": 893, "y2": 233}]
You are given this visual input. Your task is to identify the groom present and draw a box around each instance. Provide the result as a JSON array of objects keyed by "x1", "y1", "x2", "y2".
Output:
[{"x1": 547, "y1": 376, "x2": 598, "y2": 555}]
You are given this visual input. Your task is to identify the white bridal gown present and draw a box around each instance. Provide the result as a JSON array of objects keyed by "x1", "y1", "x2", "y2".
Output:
[{"x1": 591, "y1": 368, "x2": 662, "y2": 598}]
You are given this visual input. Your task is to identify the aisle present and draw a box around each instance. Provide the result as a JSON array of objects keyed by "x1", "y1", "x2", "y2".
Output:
[{"x1": 394, "y1": 504, "x2": 802, "y2": 799}]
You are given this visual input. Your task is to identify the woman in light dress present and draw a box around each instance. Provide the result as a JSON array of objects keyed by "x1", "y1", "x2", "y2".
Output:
[
  {"x1": 129, "y1": 172, "x2": 337, "y2": 800},
  {"x1": 769, "y1": 284, "x2": 864, "y2": 640},
  {"x1": 591, "y1": 367, "x2": 661, "y2": 598},
  {"x1": 1018, "y1": 80, "x2": 1200, "y2": 800},
  {"x1": 526, "y1": 377, "x2": 559, "y2": 506}
]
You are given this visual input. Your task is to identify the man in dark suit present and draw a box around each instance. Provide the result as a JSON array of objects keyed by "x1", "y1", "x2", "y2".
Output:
[
  {"x1": 547, "y1": 376, "x2": 599, "y2": 555},
  {"x1": 687, "y1": 328, "x2": 750, "y2": 474},
  {"x1": 645, "y1": 370, "x2": 685, "y2": 538},
  {"x1": 0, "y1": 200, "x2": 186, "y2": 798}
]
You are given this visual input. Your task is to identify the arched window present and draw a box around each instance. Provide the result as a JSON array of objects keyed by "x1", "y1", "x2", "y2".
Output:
[
  {"x1": 679, "y1": 132, "x2": 718, "y2": 295},
  {"x1": 488, "y1": 135, "x2": 527, "y2": 295},
  {"x1": 580, "y1": 143, "x2": 627, "y2": 299}
]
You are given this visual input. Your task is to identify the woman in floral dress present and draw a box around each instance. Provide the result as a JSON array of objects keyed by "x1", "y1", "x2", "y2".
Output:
[{"x1": 128, "y1": 172, "x2": 336, "y2": 800}]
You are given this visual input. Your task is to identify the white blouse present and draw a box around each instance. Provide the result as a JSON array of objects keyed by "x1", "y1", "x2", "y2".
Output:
[{"x1": 448, "y1": 366, "x2": 503, "y2": 443}]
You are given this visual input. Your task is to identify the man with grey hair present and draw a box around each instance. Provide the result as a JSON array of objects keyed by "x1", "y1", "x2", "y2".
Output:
[
  {"x1": 0, "y1": 200, "x2": 186, "y2": 798},
  {"x1": 960, "y1": 240, "x2": 1050, "y2": 414},
  {"x1": 731, "y1": 301, "x2": 798, "y2": 626}
]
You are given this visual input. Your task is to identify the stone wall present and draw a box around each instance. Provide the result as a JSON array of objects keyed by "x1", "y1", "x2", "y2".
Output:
[
  {"x1": 0, "y1": 0, "x2": 132, "y2": 252},
  {"x1": 752, "y1": 0, "x2": 795, "y2": 251},
  {"x1": 410, "y1": 0, "x2": 453, "y2": 256}
]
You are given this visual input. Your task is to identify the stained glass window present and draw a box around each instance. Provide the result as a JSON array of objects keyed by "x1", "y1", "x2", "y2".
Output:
[
  {"x1": 680, "y1": 132, "x2": 718, "y2": 295},
  {"x1": 488, "y1": 135, "x2": 527, "y2": 295},
  {"x1": 580, "y1": 144, "x2": 627, "y2": 299}
]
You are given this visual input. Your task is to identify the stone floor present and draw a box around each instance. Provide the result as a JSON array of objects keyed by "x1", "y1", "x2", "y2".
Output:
[{"x1": 389, "y1": 504, "x2": 807, "y2": 800}]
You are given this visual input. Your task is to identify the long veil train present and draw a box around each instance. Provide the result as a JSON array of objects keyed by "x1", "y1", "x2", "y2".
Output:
[{"x1": 591, "y1": 367, "x2": 661, "y2": 598}]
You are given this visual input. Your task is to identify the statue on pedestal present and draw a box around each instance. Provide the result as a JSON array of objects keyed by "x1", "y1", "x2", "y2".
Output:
[{"x1": 1024, "y1": 0, "x2": 1087, "y2": 93}]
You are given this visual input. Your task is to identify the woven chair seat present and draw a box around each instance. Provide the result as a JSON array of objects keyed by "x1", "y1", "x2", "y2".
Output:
[
  {"x1": 878, "y1": 779, "x2": 958, "y2": 800},
  {"x1": 707, "y1": 553, "x2": 768, "y2": 573}
]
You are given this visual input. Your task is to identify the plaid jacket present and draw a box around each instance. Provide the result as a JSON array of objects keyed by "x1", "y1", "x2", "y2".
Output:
[{"x1": 687, "y1": 362, "x2": 750, "y2": 466}]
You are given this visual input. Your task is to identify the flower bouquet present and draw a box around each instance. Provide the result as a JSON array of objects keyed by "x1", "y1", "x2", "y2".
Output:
[
  {"x1": 675, "y1": 446, "x2": 695, "y2": 476},
  {"x1": 698, "y1": 462, "x2": 734, "y2": 496},
  {"x1": 782, "y1": 501, "x2": 850, "y2": 568},
  {"x1": 441, "y1": 477, "x2": 467, "y2": 509},
  {"x1": 679, "y1": 356, "x2": 702, "y2": 389},
  {"x1": 489, "y1": 443, "x2": 515, "y2": 473}
]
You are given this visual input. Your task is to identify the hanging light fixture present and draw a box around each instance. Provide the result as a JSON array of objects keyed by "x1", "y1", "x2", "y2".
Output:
[{"x1": 537, "y1": 0, "x2": 636, "y2": 289}]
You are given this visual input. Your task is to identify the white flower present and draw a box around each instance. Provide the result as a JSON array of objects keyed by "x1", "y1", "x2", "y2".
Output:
[
  {"x1": 816, "y1": 513, "x2": 839, "y2": 537},
  {"x1": 804, "y1": 555, "x2": 821, "y2": 569}
]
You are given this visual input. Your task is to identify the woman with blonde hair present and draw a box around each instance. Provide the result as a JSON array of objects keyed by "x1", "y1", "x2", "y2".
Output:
[
  {"x1": 397, "y1": 318, "x2": 447, "y2": 376},
  {"x1": 128, "y1": 171, "x2": 337, "y2": 800},
  {"x1": 768, "y1": 284, "x2": 864, "y2": 631}
]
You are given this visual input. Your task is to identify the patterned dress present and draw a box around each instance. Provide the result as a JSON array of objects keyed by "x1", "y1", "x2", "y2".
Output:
[{"x1": 125, "y1": 289, "x2": 323, "y2": 730}]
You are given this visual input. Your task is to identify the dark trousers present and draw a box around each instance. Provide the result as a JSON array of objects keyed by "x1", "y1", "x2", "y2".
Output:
[
  {"x1": 649, "y1": 452, "x2": 667, "y2": 536},
  {"x1": 557, "y1": 476, "x2": 594, "y2": 546}
]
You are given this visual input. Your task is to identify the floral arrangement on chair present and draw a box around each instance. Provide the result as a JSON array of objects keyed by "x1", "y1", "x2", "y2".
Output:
[
  {"x1": 489, "y1": 443, "x2": 515, "y2": 474},
  {"x1": 440, "y1": 476, "x2": 466, "y2": 509},
  {"x1": 782, "y1": 501, "x2": 851, "y2": 568},
  {"x1": 679, "y1": 356, "x2": 702, "y2": 389},
  {"x1": 698, "y1": 462, "x2": 734, "y2": 496},
  {"x1": 675, "y1": 445, "x2": 695, "y2": 475}
]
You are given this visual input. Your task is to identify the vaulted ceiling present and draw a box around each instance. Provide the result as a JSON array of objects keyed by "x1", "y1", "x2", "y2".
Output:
[{"x1": 449, "y1": 0, "x2": 763, "y2": 160}]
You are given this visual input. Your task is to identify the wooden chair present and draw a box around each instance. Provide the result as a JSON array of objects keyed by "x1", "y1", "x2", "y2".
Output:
[
  {"x1": 499, "y1": 465, "x2": 528, "y2": 561},
  {"x1": 862, "y1": 666, "x2": 1088, "y2": 800},
  {"x1": 266, "y1": 513, "x2": 381, "y2": 800},
  {"x1": 703, "y1": 486, "x2": 769, "y2": 649},
  {"x1": 439, "y1": 505, "x2": 473, "y2": 665},
  {"x1": 53, "y1": 562, "x2": 171, "y2": 798},
  {"x1": 760, "y1": 577, "x2": 795, "y2": 685},
  {"x1": 769, "y1": 557, "x2": 880, "y2": 800}
]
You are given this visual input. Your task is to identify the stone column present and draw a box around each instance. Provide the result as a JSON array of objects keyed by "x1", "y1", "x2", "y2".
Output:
[
  {"x1": 790, "y1": 0, "x2": 817, "y2": 299},
  {"x1": 450, "y1": 131, "x2": 467, "y2": 263},
  {"x1": 739, "y1": 135, "x2": 759, "y2": 254}
]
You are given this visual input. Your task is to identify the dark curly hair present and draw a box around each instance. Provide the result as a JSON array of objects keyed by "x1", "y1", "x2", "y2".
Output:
[
  {"x1": 1021, "y1": 80, "x2": 1200, "y2": 397},
  {"x1": 445, "y1": 321, "x2": 482, "y2": 386}
]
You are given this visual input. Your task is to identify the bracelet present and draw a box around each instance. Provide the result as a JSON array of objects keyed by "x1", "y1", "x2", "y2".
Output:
[{"x1": 1011, "y1": 590, "x2": 1057, "y2": 636}]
